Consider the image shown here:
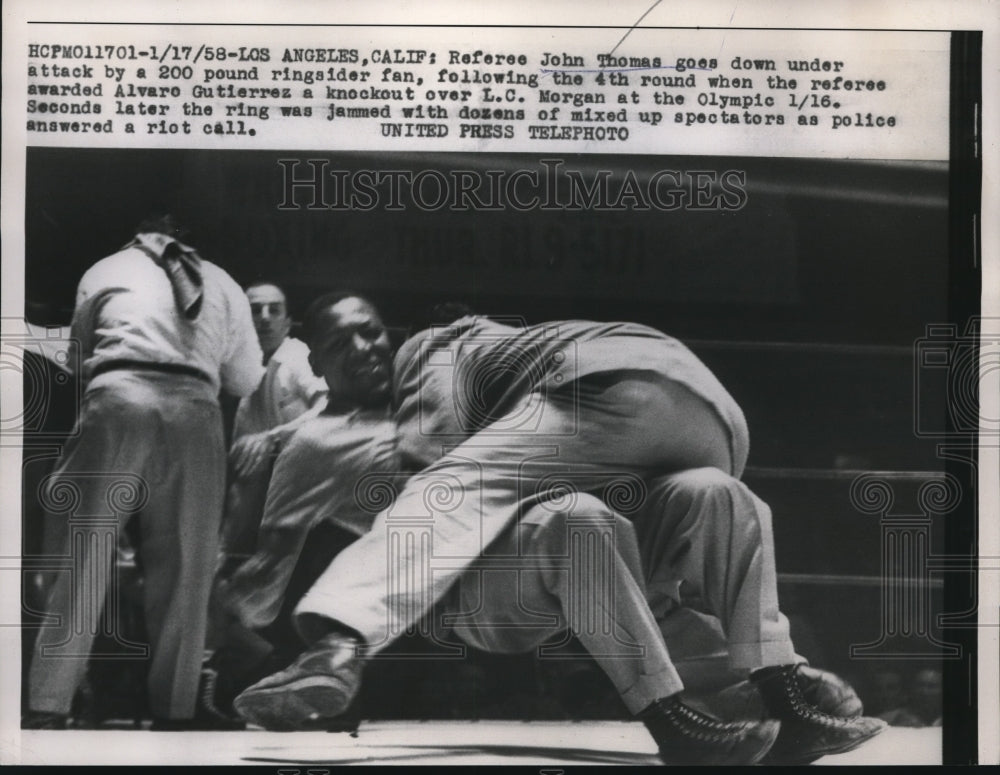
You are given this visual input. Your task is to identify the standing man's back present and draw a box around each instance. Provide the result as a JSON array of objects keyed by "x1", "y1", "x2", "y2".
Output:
[{"x1": 25, "y1": 214, "x2": 264, "y2": 729}]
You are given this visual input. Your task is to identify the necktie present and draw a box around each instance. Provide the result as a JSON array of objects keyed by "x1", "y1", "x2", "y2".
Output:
[
  {"x1": 131, "y1": 233, "x2": 204, "y2": 319},
  {"x1": 160, "y1": 241, "x2": 204, "y2": 319}
]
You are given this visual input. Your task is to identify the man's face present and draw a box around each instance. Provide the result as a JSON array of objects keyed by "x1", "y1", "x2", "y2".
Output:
[
  {"x1": 247, "y1": 284, "x2": 292, "y2": 360},
  {"x1": 309, "y1": 297, "x2": 392, "y2": 408}
]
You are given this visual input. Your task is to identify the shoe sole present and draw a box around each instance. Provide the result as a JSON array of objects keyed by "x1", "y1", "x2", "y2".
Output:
[
  {"x1": 767, "y1": 720, "x2": 887, "y2": 763},
  {"x1": 233, "y1": 675, "x2": 356, "y2": 731},
  {"x1": 658, "y1": 720, "x2": 781, "y2": 766},
  {"x1": 743, "y1": 720, "x2": 782, "y2": 766}
]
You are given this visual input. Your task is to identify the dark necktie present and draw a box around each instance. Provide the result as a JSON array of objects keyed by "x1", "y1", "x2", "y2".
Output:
[
  {"x1": 131, "y1": 234, "x2": 204, "y2": 319},
  {"x1": 160, "y1": 241, "x2": 204, "y2": 319}
]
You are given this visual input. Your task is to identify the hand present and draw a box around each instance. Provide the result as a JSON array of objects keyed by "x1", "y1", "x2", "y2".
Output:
[{"x1": 230, "y1": 431, "x2": 275, "y2": 478}]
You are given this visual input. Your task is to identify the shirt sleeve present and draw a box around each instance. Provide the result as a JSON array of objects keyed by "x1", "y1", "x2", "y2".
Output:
[
  {"x1": 70, "y1": 268, "x2": 122, "y2": 382},
  {"x1": 219, "y1": 276, "x2": 265, "y2": 397},
  {"x1": 368, "y1": 420, "x2": 401, "y2": 473},
  {"x1": 293, "y1": 365, "x2": 328, "y2": 408},
  {"x1": 69, "y1": 276, "x2": 97, "y2": 373}
]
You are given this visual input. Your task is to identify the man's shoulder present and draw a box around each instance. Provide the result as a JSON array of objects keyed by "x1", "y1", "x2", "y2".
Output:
[
  {"x1": 271, "y1": 338, "x2": 325, "y2": 394},
  {"x1": 83, "y1": 245, "x2": 144, "y2": 273},
  {"x1": 77, "y1": 247, "x2": 154, "y2": 293},
  {"x1": 199, "y1": 260, "x2": 256, "y2": 318},
  {"x1": 272, "y1": 336, "x2": 312, "y2": 365}
]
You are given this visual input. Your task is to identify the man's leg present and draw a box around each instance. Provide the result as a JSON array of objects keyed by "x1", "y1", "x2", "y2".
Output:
[
  {"x1": 208, "y1": 422, "x2": 376, "y2": 723},
  {"x1": 206, "y1": 432, "x2": 333, "y2": 691},
  {"x1": 292, "y1": 375, "x2": 741, "y2": 652},
  {"x1": 26, "y1": 380, "x2": 150, "y2": 724},
  {"x1": 635, "y1": 468, "x2": 796, "y2": 670},
  {"x1": 219, "y1": 468, "x2": 271, "y2": 566},
  {"x1": 139, "y1": 385, "x2": 226, "y2": 721},
  {"x1": 634, "y1": 468, "x2": 885, "y2": 762},
  {"x1": 203, "y1": 456, "x2": 273, "y2": 702},
  {"x1": 203, "y1": 522, "x2": 359, "y2": 727},
  {"x1": 446, "y1": 494, "x2": 779, "y2": 765},
  {"x1": 450, "y1": 495, "x2": 684, "y2": 713},
  {"x1": 26, "y1": 472, "x2": 121, "y2": 719},
  {"x1": 231, "y1": 440, "x2": 537, "y2": 730},
  {"x1": 218, "y1": 471, "x2": 321, "y2": 632},
  {"x1": 233, "y1": 374, "x2": 749, "y2": 725}
]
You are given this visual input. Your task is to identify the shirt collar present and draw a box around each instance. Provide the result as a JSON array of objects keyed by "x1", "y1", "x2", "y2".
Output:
[
  {"x1": 131, "y1": 231, "x2": 198, "y2": 259},
  {"x1": 266, "y1": 336, "x2": 295, "y2": 366}
]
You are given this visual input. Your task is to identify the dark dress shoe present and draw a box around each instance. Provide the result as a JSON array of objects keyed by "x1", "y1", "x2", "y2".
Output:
[
  {"x1": 639, "y1": 695, "x2": 780, "y2": 766},
  {"x1": 795, "y1": 664, "x2": 864, "y2": 717},
  {"x1": 233, "y1": 632, "x2": 363, "y2": 731},
  {"x1": 753, "y1": 664, "x2": 887, "y2": 763}
]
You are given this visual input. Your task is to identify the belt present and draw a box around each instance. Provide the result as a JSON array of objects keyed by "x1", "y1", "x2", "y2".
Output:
[{"x1": 90, "y1": 359, "x2": 212, "y2": 384}]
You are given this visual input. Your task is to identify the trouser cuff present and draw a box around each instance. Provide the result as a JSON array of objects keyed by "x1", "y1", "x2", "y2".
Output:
[
  {"x1": 728, "y1": 639, "x2": 801, "y2": 671},
  {"x1": 619, "y1": 666, "x2": 685, "y2": 715}
]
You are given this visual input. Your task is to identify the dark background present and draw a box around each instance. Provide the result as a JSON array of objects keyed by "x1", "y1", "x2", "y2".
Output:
[
  {"x1": 26, "y1": 149, "x2": 947, "y2": 348},
  {"x1": 26, "y1": 148, "x2": 951, "y2": 473}
]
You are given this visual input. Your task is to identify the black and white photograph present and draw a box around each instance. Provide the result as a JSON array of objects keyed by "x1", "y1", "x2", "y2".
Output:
[{"x1": 2, "y1": 1, "x2": 996, "y2": 768}]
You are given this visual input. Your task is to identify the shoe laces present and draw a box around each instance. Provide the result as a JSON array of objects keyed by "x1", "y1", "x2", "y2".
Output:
[
  {"x1": 199, "y1": 667, "x2": 232, "y2": 721},
  {"x1": 658, "y1": 697, "x2": 753, "y2": 743},
  {"x1": 782, "y1": 666, "x2": 855, "y2": 727}
]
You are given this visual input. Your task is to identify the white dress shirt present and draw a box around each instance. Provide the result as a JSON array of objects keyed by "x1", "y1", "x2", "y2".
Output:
[{"x1": 72, "y1": 240, "x2": 264, "y2": 397}]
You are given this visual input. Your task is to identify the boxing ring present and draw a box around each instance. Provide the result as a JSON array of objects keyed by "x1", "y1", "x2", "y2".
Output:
[{"x1": 15, "y1": 721, "x2": 941, "y2": 766}]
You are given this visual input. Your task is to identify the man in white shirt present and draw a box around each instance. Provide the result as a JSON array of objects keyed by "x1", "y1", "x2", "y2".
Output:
[
  {"x1": 221, "y1": 282, "x2": 328, "y2": 563},
  {"x1": 24, "y1": 215, "x2": 265, "y2": 729},
  {"x1": 223, "y1": 291, "x2": 397, "y2": 623}
]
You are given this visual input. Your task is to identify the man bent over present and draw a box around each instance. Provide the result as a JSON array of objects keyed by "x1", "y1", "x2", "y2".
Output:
[{"x1": 234, "y1": 314, "x2": 885, "y2": 764}]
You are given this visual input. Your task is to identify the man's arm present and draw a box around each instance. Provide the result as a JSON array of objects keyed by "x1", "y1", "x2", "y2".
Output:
[
  {"x1": 229, "y1": 394, "x2": 325, "y2": 478},
  {"x1": 221, "y1": 416, "x2": 396, "y2": 629},
  {"x1": 230, "y1": 347, "x2": 328, "y2": 478},
  {"x1": 219, "y1": 272, "x2": 266, "y2": 398}
]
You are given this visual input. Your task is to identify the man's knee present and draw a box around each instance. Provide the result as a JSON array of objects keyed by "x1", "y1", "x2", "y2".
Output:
[
  {"x1": 655, "y1": 466, "x2": 739, "y2": 493},
  {"x1": 643, "y1": 467, "x2": 769, "y2": 535},
  {"x1": 521, "y1": 492, "x2": 626, "y2": 556}
]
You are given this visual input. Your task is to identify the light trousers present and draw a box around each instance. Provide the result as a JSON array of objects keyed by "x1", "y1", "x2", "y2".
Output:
[
  {"x1": 28, "y1": 371, "x2": 225, "y2": 719},
  {"x1": 440, "y1": 466, "x2": 795, "y2": 713},
  {"x1": 296, "y1": 372, "x2": 795, "y2": 710}
]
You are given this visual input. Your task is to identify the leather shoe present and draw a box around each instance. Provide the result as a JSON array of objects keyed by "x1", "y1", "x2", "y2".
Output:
[
  {"x1": 232, "y1": 632, "x2": 363, "y2": 731},
  {"x1": 639, "y1": 695, "x2": 780, "y2": 765},
  {"x1": 795, "y1": 664, "x2": 864, "y2": 718},
  {"x1": 753, "y1": 664, "x2": 887, "y2": 763}
]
